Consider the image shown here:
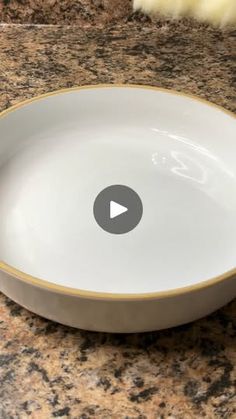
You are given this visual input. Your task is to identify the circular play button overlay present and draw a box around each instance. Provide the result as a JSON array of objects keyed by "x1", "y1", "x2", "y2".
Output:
[{"x1": 93, "y1": 185, "x2": 143, "y2": 234}]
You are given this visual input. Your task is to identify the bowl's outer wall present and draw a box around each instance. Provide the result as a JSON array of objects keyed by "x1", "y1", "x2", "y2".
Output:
[{"x1": 0, "y1": 270, "x2": 235, "y2": 332}]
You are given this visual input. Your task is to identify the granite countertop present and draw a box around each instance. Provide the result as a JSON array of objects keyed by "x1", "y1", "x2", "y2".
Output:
[{"x1": 0, "y1": 6, "x2": 236, "y2": 418}]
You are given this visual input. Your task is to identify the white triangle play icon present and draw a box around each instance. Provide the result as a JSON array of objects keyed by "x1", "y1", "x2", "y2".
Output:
[{"x1": 110, "y1": 201, "x2": 128, "y2": 219}]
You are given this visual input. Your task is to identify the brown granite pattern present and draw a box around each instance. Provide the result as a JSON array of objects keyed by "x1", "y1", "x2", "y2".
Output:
[
  {"x1": 1, "y1": 0, "x2": 135, "y2": 25},
  {"x1": 0, "y1": 295, "x2": 236, "y2": 418},
  {"x1": 0, "y1": 19, "x2": 236, "y2": 418},
  {"x1": 1, "y1": 23, "x2": 235, "y2": 112}
]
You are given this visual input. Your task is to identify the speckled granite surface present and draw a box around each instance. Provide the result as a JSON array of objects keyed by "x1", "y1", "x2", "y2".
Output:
[
  {"x1": 1, "y1": 0, "x2": 135, "y2": 25},
  {"x1": 1, "y1": 23, "x2": 236, "y2": 112},
  {"x1": 0, "y1": 16, "x2": 236, "y2": 419},
  {"x1": 0, "y1": 295, "x2": 236, "y2": 418}
]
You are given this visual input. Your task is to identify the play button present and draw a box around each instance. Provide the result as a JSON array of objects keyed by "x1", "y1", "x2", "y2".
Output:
[
  {"x1": 93, "y1": 185, "x2": 143, "y2": 234},
  {"x1": 110, "y1": 201, "x2": 128, "y2": 219}
]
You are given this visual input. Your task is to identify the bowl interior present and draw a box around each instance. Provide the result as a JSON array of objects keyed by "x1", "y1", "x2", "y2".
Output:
[{"x1": 0, "y1": 86, "x2": 236, "y2": 294}]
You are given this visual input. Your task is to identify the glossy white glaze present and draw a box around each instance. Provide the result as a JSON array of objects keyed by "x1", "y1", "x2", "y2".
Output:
[{"x1": 0, "y1": 86, "x2": 236, "y2": 296}]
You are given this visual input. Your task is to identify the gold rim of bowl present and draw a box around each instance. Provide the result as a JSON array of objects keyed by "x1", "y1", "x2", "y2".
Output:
[{"x1": 0, "y1": 84, "x2": 235, "y2": 301}]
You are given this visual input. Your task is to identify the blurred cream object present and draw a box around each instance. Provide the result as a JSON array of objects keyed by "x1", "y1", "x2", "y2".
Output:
[{"x1": 133, "y1": 0, "x2": 236, "y2": 26}]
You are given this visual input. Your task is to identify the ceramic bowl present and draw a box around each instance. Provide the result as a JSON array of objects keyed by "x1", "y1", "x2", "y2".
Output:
[{"x1": 0, "y1": 85, "x2": 235, "y2": 332}]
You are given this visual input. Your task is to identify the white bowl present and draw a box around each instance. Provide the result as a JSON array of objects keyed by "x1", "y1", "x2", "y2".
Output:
[{"x1": 0, "y1": 85, "x2": 235, "y2": 332}]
